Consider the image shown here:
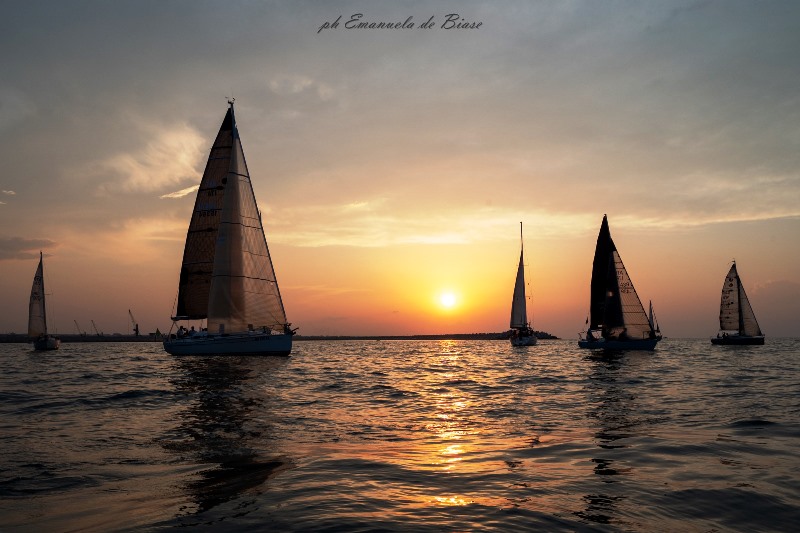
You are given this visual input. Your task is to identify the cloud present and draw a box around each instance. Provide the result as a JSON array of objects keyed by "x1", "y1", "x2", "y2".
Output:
[
  {"x1": 83, "y1": 120, "x2": 205, "y2": 194},
  {"x1": 0, "y1": 236, "x2": 57, "y2": 260},
  {"x1": 269, "y1": 74, "x2": 335, "y2": 101},
  {"x1": 161, "y1": 185, "x2": 199, "y2": 199},
  {"x1": 266, "y1": 198, "x2": 592, "y2": 247},
  {"x1": 2, "y1": 190, "x2": 15, "y2": 195}
]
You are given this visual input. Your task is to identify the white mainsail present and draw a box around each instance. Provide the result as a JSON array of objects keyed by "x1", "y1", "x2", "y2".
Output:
[
  {"x1": 605, "y1": 250, "x2": 652, "y2": 340},
  {"x1": 28, "y1": 252, "x2": 47, "y2": 338},
  {"x1": 719, "y1": 263, "x2": 762, "y2": 336}
]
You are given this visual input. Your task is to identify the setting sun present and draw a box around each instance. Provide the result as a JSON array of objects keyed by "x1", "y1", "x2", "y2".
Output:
[{"x1": 439, "y1": 292, "x2": 457, "y2": 308}]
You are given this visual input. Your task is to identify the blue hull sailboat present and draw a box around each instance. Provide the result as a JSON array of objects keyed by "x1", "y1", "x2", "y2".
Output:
[
  {"x1": 578, "y1": 215, "x2": 662, "y2": 351},
  {"x1": 711, "y1": 262, "x2": 764, "y2": 345},
  {"x1": 164, "y1": 101, "x2": 294, "y2": 356}
]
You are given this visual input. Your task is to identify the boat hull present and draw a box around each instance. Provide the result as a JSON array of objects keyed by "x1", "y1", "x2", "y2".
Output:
[
  {"x1": 163, "y1": 332, "x2": 292, "y2": 356},
  {"x1": 510, "y1": 335, "x2": 537, "y2": 346},
  {"x1": 33, "y1": 336, "x2": 60, "y2": 351},
  {"x1": 578, "y1": 337, "x2": 660, "y2": 351},
  {"x1": 711, "y1": 335, "x2": 764, "y2": 346}
]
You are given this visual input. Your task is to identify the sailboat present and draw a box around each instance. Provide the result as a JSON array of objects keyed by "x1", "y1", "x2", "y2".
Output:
[
  {"x1": 711, "y1": 261, "x2": 764, "y2": 345},
  {"x1": 29, "y1": 252, "x2": 60, "y2": 351},
  {"x1": 578, "y1": 215, "x2": 662, "y2": 350},
  {"x1": 164, "y1": 101, "x2": 295, "y2": 356},
  {"x1": 510, "y1": 222, "x2": 537, "y2": 346}
]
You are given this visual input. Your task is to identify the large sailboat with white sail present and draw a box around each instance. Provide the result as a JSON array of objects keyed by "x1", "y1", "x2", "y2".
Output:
[
  {"x1": 578, "y1": 215, "x2": 661, "y2": 351},
  {"x1": 164, "y1": 101, "x2": 294, "y2": 356},
  {"x1": 711, "y1": 261, "x2": 764, "y2": 345},
  {"x1": 510, "y1": 222, "x2": 537, "y2": 346},
  {"x1": 29, "y1": 252, "x2": 60, "y2": 351}
]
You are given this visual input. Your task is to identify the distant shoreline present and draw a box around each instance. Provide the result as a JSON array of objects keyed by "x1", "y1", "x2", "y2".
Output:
[{"x1": 0, "y1": 331, "x2": 559, "y2": 343}]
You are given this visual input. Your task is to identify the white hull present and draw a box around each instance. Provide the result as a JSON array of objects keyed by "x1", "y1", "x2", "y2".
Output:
[
  {"x1": 578, "y1": 337, "x2": 660, "y2": 351},
  {"x1": 511, "y1": 335, "x2": 537, "y2": 346},
  {"x1": 33, "y1": 335, "x2": 60, "y2": 351},
  {"x1": 164, "y1": 332, "x2": 292, "y2": 356}
]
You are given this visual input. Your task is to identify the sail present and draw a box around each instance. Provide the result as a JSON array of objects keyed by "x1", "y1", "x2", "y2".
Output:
[
  {"x1": 648, "y1": 300, "x2": 660, "y2": 333},
  {"x1": 510, "y1": 250, "x2": 528, "y2": 328},
  {"x1": 207, "y1": 104, "x2": 288, "y2": 334},
  {"x1": 718, "y1": 264, "x2": 739, "y2": 331},
  {"x1": 738, "y1": 276, "x2": 762, "y2": 336},
  {"x1": 720, "y1": 263, "x2": 762, "y2": 336},
  {"x1": 588, "y1": 215, "x2": 617, "y2": 330},
  {"x1": 604, "y1": 250, "x2": 652, "y2": 340},
  {"x1": 174, "y1": 108, "x2": 235, "y2": 319},
  {"x1": 28, "y1": 253, "x2": 47, "y2": 337}
]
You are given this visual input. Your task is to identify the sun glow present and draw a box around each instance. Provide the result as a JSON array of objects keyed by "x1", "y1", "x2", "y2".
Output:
[{"x1": 439, "y1": 292, "x2": 457, "y2": 308}]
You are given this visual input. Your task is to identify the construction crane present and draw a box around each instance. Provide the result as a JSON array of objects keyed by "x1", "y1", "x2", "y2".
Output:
[
  {"x1": 74, "y1": 320, "x2": 86, "y2": 337},
  {"x1": 91, "y1": 320, "x2": 102, "y2": 336},
  {"x1": 128, "y1": 309, "x2": 140, "y2": 337}
]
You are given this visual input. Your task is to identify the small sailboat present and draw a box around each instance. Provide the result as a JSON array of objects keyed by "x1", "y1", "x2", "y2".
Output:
[
  {"x1": 648, "y1": 300, "x2": 661, "y2": 338},
  {"x1": 164, "y1": 101, "x2": 295, "y2": 356},
  {"x1": 29, "y1": 252, "x2": 60, "y2": 351},
  {"x1": 711, "y1": 261, "x2": 764, "y2": 345},
  {"x1": 510, "y1": 222, "x2": 537, "y2": 346},
  {"x1": 578, "y1": 215, "x2": 662, "y2": 350}
]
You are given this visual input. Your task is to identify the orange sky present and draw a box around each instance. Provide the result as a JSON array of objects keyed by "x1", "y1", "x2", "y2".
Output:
[{"x1": 1, "y1": 2, "x2": 799, "y2": 338}]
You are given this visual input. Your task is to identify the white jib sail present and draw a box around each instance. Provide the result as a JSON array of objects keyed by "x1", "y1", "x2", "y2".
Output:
[{"x1": 612, "y1": 251, "x2": 652, "y2": 340}]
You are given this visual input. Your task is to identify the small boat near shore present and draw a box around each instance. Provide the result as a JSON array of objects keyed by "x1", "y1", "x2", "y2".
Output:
[
  {"x1": 29, "y1": 252, "x2": 60, "y2": 351},
  {"x1": 711, "y1": 261, "x2": 764, "y2": 346},
  {"x1": 510, "y1": 223, "x2": 537, "y2": 346},
  {"x1": 578, "y1": 215, "x2": 662, "y2": 351}
]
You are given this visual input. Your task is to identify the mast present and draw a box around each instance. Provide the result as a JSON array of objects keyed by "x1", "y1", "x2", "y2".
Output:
[{"x1": 510, "y1": 222, "x2": 528, "y2": 329}]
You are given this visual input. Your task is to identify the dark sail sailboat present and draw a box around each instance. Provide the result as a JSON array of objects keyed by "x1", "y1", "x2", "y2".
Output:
[
  {"x1": 164, "y1": 101, "x2": 294, "y2": 356},
  {"x1": 711, "y1": 261, "x2": 764, "y2": 345},
  {"x1": 578, "y1": 215, "x2": 661, "y2": 350}
]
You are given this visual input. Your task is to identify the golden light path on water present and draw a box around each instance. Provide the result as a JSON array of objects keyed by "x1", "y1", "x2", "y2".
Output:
[{"x1": 3, "y1": 339, "x2": 799, "y2": 531}]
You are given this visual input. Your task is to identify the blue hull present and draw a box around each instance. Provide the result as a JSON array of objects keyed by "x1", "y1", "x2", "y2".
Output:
[
  {"x1": 711, "y1": 335, "x2": 764, "y2": 346},
  {"x1": 33, "y1": 336, "x2": 60, "y2": 351},
  {"x1": 578, "y1": 337, "x2": 660, "y2": 351},
  {"x1": 511, "y1": 336, "x2": 537, "y2": 346},
  {"x1": 164, "y1": 332, "x2": 292, "y2": 356}
]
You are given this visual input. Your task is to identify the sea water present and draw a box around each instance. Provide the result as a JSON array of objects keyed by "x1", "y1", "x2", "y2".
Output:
[{"x1": 1, "y1": 338, "x2": 798, "y2": 532}]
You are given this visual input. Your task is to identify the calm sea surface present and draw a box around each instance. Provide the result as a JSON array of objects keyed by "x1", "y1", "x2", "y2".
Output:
[{"x1": 1, "y1": 338, "x2": 799, "y2": 532}]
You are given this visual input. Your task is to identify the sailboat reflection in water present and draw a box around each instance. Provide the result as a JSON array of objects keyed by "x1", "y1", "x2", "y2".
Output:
[{"x1": 164, "y1": 101, "x2": 295, "y2": 356}]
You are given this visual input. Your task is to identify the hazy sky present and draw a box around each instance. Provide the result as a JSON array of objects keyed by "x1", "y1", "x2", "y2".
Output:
[{"x1": 1, "y1": 0, "x2": 799, "y2": 339}]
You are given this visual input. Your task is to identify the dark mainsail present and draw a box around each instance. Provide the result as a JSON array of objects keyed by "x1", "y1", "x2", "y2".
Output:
[
  {"x1": 174, "y1": 108, "x2": 235, "y2": 319},
  {"x1": 588, "y1": 215, "x2": 617, "y2": 330}
]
